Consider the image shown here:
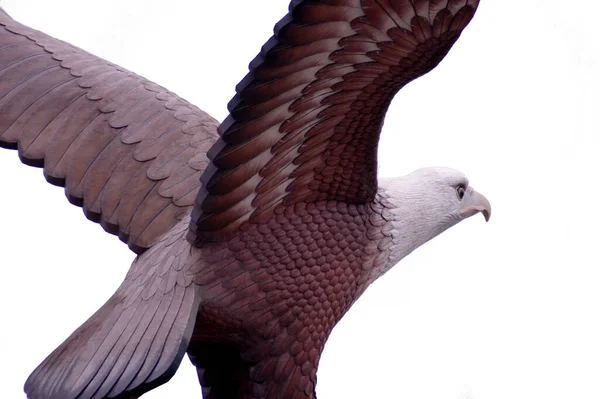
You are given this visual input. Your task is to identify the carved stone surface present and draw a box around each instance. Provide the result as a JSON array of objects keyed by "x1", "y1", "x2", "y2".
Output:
[{"x1": 0, "y1": 1, "x2": 487, "y2": 398}]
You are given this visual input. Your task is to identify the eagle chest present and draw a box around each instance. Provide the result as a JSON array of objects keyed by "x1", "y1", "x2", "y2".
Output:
[{"x1": 194, "y1": 197, "x2": 395, "y2": 350}]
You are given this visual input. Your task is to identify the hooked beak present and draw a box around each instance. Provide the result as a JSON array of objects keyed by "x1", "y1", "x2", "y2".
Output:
[{"x1": 459, "y1": 186, "x2": 491, "y2": 222}]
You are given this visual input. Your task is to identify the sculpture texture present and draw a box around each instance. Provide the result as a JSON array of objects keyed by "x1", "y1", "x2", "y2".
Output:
[{"x1": 0, "y1": 1, "x2": 489, "y2": 398}]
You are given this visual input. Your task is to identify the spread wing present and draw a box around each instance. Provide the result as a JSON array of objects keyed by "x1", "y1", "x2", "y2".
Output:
[
  {"x1": 189, "y1": 0, "x2": 479, "y2": 243},
  {"x1": 0, "y1": 8, "x2": 219, "y2": 254}
]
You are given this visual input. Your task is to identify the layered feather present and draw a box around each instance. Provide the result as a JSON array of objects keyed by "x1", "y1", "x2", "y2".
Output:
[
  {"x1": 0, "y1": 8, "x2": 219, "y2": 253},
  {"x1": 24, "y1": 220, "x2": 201, "y2": 399},
  {"x1": 190, "y1": 0, "x2": 480, "y2": 243}
]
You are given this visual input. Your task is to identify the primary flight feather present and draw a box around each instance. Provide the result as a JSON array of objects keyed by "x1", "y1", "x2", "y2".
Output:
[{"x1": 0, "y1": 1, "x2": 489, "y2": 398}]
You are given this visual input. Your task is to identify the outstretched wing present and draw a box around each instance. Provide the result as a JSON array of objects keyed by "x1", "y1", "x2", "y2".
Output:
[
  {"x1": 189, "y1": 0, "x2": 479, "y2": 243},
  {"x1": 0, "y1": 8, "x2": 219, "y2": 254}
]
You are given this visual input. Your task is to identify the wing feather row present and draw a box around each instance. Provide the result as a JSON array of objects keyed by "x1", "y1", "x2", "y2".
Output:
[
  {"x1": 189, "y1": 0, "x2": 479, "y2": 243},
  {"x1": 0, "y1": 9, "x2": 219, "y2": 253}
]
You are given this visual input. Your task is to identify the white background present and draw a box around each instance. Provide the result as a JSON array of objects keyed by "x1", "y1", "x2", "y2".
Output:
[{"x1": 0, "y1": 1, "x2": 599, "y2": 398}]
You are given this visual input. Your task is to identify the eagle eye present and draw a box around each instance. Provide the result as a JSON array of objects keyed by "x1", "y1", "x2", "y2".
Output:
[{"x1": 456, "y1": 185, "x2": 466, "y2": 201}]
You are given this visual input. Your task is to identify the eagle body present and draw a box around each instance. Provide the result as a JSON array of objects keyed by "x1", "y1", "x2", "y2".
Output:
[
  {"x1": 30, "y1": 193, "x2": 395, "y2": 398},
  {"x1": 0, "y1": 1, "x2": 488, "y2": 398},
  {"x1": 186, "y1": 196, "x2": 395, "y2": 398}
]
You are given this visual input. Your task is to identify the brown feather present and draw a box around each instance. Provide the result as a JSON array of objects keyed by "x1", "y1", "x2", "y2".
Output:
[
  {"x1": 0, "y1": 13, "x2": 218, "y2": 253},
  {"x1": 192, "y1": 0, "x2": 479, "y2": 242},
  {"x1": 2, "y1": 2, "x2": 482, "y2": 398}
]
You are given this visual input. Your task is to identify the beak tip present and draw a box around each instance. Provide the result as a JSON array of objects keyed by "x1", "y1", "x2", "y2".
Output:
[{"x1": 483, "y1": 210, "x2": 491, "y2": 222}]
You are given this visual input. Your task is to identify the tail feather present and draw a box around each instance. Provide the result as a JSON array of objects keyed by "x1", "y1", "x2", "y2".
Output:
[
  {"x1": 78, "y1": 296, "x2": 154, "y2": 399},
  {"x1": 102, "y1": 293, "x2": 165, "y2": 396},
  {"x1": 24, "y1": 237, "x2": 200, "y2": 399}
]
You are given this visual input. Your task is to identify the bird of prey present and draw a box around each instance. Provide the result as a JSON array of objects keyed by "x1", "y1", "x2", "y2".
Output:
[{"x1": 0, "y1": 1, "x2": 489, "y2": 398}]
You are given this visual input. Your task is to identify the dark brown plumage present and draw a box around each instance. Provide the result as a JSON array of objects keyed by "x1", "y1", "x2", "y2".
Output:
[
  {"x1": 0, "y1": 1, "x2": 484, "y2": 398},
  {"x1": 190, "y1": 0, "x2": 479, "y2": 242}
]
